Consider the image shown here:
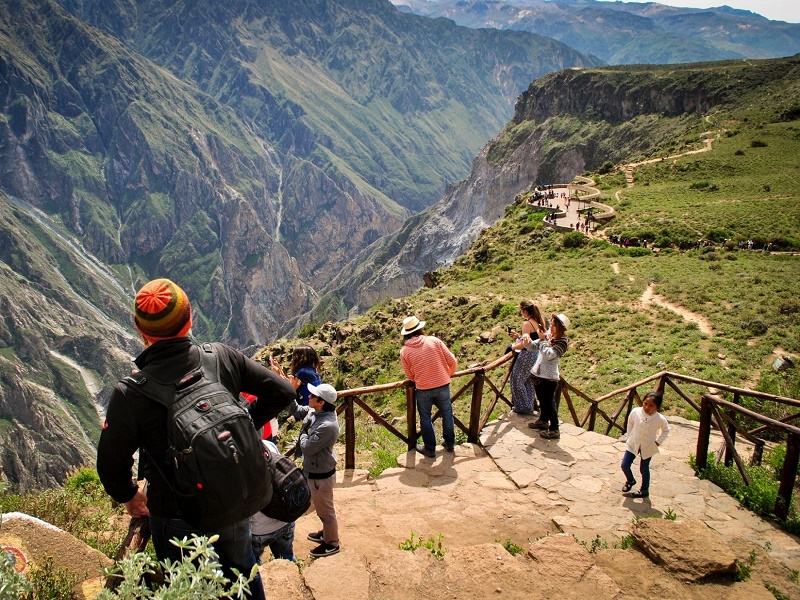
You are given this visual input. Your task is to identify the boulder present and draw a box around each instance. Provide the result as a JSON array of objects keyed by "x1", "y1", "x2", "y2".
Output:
[
  {"x1": 526, "y1": 534, "x2": 622, "y2": 599},
  {"x1": 0, "y1": 512, "x2": 112, "y2": 594},
  {"x1": 632, "y1": 518, "x2": 738, "y2": 582}
]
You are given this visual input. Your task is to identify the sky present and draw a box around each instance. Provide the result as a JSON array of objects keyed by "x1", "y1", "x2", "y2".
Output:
[{"x1": 600, "y1": 0, "x2": 798, "y2": 22}]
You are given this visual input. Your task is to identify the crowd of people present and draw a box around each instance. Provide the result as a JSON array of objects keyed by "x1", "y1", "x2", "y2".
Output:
[{"x1": 96, "y1": 279, "x2": 669, "y2": 596}]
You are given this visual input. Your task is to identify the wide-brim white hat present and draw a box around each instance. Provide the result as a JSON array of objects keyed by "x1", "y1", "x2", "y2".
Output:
[
  {"x1": 554, "y1": 313, "x2": 570, "y2": 330},
  {"x1": 401, "y1": 315, "x2": 426, "y2": 335}
]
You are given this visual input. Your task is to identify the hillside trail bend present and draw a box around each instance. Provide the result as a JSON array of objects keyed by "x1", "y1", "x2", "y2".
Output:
[{"x1": 266, "y1": 411, "x2": 800, "y2": 599}]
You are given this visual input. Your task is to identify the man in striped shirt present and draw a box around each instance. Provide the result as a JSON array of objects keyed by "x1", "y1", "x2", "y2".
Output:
[{"x1": 400, "y1": 316, "x2": 458, "y2": 458}]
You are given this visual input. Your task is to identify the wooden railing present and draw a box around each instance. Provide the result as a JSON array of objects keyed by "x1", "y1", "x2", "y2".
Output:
[{"x1": 330, "y1": 358, "x2": 800, "y2": 520}]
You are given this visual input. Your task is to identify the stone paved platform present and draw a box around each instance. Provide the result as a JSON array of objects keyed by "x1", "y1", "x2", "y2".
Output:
[{"x1": 480, "y1": 411, "x2": 800, "y2": 570}]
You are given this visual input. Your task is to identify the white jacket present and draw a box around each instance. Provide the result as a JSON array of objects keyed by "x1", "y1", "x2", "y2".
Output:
[{"x1": 625, "y1": 407, "x2": 670, "y2": 460}]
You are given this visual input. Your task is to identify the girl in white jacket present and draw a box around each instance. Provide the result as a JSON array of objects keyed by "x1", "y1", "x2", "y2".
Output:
[{"x1": 621, "y1": 391, "x2": 670, "y2": 498}]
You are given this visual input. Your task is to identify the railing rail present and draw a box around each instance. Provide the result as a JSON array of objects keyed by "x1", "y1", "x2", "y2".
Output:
[{"x1": 327, "y1": 354, "x2": 800, "y2": 520}]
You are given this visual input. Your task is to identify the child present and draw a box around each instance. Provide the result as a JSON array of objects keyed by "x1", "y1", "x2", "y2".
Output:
[
  {"x1": 288, "y1": 382, "x2": 340, "y2": 557},
  {"x1": 621, "y1": 391, "x2": 670, "y2": 498},
  {"x1": 250, "y1": 440, "x2": 296, "y2": 562}
]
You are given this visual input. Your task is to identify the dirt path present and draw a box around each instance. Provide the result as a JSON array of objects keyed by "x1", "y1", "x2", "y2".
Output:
[
  {"x1": 621, "y1": 128, "x2": 721, "y2": 188},
  {"x1": 640, "y1": 283, "x2": 713, "y2": 335}
]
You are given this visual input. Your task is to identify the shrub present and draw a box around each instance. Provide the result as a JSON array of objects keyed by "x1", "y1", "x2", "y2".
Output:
[
  {"x1": 562, "y1": 231, "x2": 588, "y2": 249},
  {"x1": 0, "y1": 550, "x2": 32, "y2": 599},
  {"x1": 399, "y1": 532, "x2": 447, "y2": 560},
  {"x1": 751, "y1": 140, "x2": 768, "y2": 148},
  {"x1": 96, "y1": 534, "x2": 257, "y2": 599},
  {"x1": 734, "y1": 149, "x2": 745, "y2": 155},
  {"x1": 597, "y1": 161, "x2": 615, "y2": 175}
]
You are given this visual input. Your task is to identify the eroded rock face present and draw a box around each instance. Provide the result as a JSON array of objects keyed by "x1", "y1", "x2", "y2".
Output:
[{"x1": 632, "y1": 518, "x2": 738, "y2": 582}]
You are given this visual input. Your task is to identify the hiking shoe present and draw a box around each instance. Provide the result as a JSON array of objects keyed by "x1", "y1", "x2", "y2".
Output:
[
  {"x1": 630, "y1": 489, "x2": 649, "y2": 498},
  {"x1": 307, "y1": 530, "x2": 324, "y2": 543},
  {"x1": 528, "y1": 420, "x2": 548, "y2": 430},
  {"x1": 540, "y1": 429, "x2": 560, "y2": 439},
  {"x1": 415, "y1": 444, "x2": 436, "y2": 458},
  {"x1": 309, "y1": 542, "x2": 340, "y2": 558}
]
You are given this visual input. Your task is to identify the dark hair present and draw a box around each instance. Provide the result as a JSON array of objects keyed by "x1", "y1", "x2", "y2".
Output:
[
  {"x1": 403, "y1": 329, "x2": 424, "y2": 341},
  {"x1": 320, "y1": 401, "x2": 337, "y2": 412},
  {"x1": 550, "y1": 313, "x2": 566, "y2": 337},
  {"x1": 520, "y1": 300, "x2": 546, "y2": 331},
  {"x1": 643, "y1": 391, "x2": 663, "y2": 409},
  {"x1": 290, "y1": 345, "x2": 320, "y2": 376}
]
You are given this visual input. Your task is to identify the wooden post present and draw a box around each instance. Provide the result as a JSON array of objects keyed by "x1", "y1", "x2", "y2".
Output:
[
  {"x1": 696, "y1": 395, "x2": 712, "y2": 471},
  {"x1": 655, "y1": 374, "x2": 666, "y2": 396},
  {"x1": 345, "y1": 396, "x2": 355, "y2": 470},
  {"x1": 587, "y1": 402, "x2": 597, "y2": 432},
  {"x1": 775, "y1": 433, "x2": 800, "y2": 521},
  {"x1": 468, "y1": 372, "x2": 485, "y2": 444},
  {"x1": 725, "y1": 392, "x2": 740, "y2": 467},
  {"x1": 406, "y1": 383, "x2": 416, "y2": 451}
]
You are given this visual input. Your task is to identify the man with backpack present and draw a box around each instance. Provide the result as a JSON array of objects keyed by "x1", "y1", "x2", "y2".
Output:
[{"x1": 97, "y1": 279, "x2": 296, "y2": 600}]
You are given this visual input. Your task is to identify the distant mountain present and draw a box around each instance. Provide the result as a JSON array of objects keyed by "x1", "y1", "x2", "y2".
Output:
[
  {"x1": 392, "y1": 0, "x2": 800, "y2": 64},
  {"x1": 0, "y1": 0, "x2": 598, "y2": 489},
  {"x1": 314, "y1": 54, "x2": 800, "y2": 316}
]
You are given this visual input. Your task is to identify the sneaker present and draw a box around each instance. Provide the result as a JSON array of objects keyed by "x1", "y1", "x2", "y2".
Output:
[
  {"x1": 528, "y1": 420, "x2": 548, "y2": 430},
  {"x1": 309, "y1": 542, "x2": 340, "y2": 558},
  {"x1": 540, "y1": 429, "x2": 560, "y2": 439},
  {"x1": 443, "y1": 444, "x2": 455, "y2": 452},
  {"x1": 415, "y1": 444, "x2": 436, "y2": 458},
  {"x1": 630, "y1": 489, "x2": 649, "y2": 498},
  {"x1": 307, "y1": 530, "x2": 324, "y2": 543}
]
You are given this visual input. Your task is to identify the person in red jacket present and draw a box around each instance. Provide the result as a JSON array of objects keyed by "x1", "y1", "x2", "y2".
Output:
[{"x1": 400, "y1": 315, "x2": 457, "y2": 459}]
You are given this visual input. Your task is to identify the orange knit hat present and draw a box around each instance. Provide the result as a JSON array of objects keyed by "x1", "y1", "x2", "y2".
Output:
[{"x1": 134, "y1": 279, "x2": 192, "y2": 343}]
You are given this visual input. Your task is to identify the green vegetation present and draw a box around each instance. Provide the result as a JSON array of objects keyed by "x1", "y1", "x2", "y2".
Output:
[
  {"x1": 96, "y1": 534, "x2": 257, "y2": 599},
  {"x1": 690, "y1": 446, "x2": 800, "y2": 534},
  {"x1": 497, "y1": 538, "x2": 525, "y2": 556},
  {"x1": 398, "y1": 532, "x2": 447, "y2": 560},
  {"x1": 0, "y1": 469, "x2": 127, "y2": 559}
]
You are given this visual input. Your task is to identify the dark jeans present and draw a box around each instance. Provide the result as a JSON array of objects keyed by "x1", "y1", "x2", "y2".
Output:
[
  {"x1": 533, "y1": 378, "x2": 559, "y2": 431},
  {"x1": 416, "y1": 384, "x2": 455, "y2": 451},
  {"x1": 150, "y1": 515, "x2": 265, "y2": 600},
  {"x1": 621, "y1": 450, "x2": 652, "y2": 492}
]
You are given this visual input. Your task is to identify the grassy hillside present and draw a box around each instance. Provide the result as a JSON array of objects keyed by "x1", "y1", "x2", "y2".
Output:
[{"x1": 258, "y1": 86, "x2": 800, "y2": 469}]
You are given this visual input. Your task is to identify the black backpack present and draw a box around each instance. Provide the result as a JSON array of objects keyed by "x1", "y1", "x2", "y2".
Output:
[
  {"x1": 260, "y1": 444, "x2": 311, "y2": 522},
  {"x1": 121, "y1": 343, "x2": 272, "y2": 530}
]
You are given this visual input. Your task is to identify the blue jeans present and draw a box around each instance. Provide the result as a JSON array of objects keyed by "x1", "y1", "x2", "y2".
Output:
[
  {"x1": 150, "y1": 515, "x2": 265, "y2": 600},
  {"x1": 252, "y1": 521, "x2": 295, "y2": 562},
  {"x1": 416, "y1": 384, "x2": 455, "y2": 451},
  {"x1": 621, "y1": 450, "x2": 652, "y2": 492}
]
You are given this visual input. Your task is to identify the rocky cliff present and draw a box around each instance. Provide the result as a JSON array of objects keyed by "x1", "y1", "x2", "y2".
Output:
[
  {"x1": 316, "y1": 55, "x2": 800, "y2": 316},
  {"x1": 0, "y1": 0, "x2": 599, "y2": 489}
]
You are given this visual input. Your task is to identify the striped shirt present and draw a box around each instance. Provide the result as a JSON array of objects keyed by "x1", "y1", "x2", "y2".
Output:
[{"x1": 400, "y1": 335, "x2": 457, "y2": 391}]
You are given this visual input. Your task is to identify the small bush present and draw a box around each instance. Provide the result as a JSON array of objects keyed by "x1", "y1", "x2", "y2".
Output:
[
  {"x1": 751, "y1": 140, "x2": 768, "y2": 148},
  {"x1": 734, "y1": 149, "x2": 745, "y2": 155},
  {"x1": 97, "y1": 534, "x2": 257, "y2": 599},
  {"x1": 497, "y1": 538, "x2": 525, "y2": 556},
  {"x1": 562, "y1": 231, "x2": 588, "y2": 249},
  {"x1": 399, "y1": 532, "x2": 446, "y2": 560}
]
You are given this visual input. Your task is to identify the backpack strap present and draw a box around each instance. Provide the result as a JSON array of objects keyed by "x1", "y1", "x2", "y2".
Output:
[{"x1": 119, "y1": 343, "x2": 217, "y2": 407}]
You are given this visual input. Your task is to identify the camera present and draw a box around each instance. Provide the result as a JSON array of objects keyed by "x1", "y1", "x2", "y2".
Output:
[{"x1": 506, "y1": 325, "x2": 513, "y2": 334}]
